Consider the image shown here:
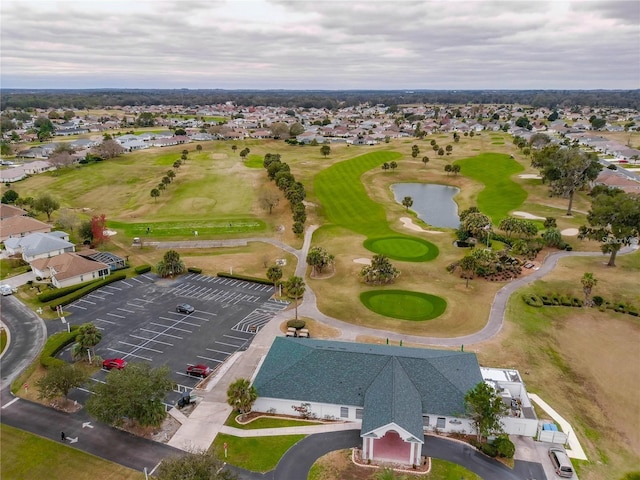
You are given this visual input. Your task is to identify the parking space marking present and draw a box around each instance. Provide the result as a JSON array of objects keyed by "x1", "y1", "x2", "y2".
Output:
[
  {"x1": 141, "y1": 328, "x2": 183, "y2": 339},
  {"x1": 94, "y1": 317, "x2": 116, "y2": 325},
  {"x1": 130, "y1": 334, "x2": 174, "y2": 346},
  {"x1": 117, "y1": 307, "x2": 136, "y2": 314},
  {"x1": 166, "y1": 311, "x2": 211, "y2": 322},
  {"x1": 132, "y1": 297, "x2": 155, "y2": 303},
  {"x1": 78, "y1": 298, "x2": 96, "y2": 305},
  {"x1": 126, "y1": 302, "x2": 146, "y2": 309},
  {"x1": 223, "y1": 334, "x2": 250, "y2": 341},
  {"x1": 68, "y1": 303, "x2": 87, "y2": 310},
  {"x1": 119, "y1": 341, "x2": 163, "y2": 353},
  {"x1": 159, "y1": 316, "x2": 202, "y2": 327},
  {"x1": 108, "y1": 348, "x2": 152, "y2": 361},
  {"x1": 104, "y1": 285, "x2": 122, "y2": 291},
  {"x1": 150, "y1": 322, "x2": 192, "y2": 333},
  {"x1": 107, "y1": 312, "x2": 125, "y2": 319},
  {"x1": 207, "y1": 348, "x2": 234, "y2": 355},
  {"x1": 197, "y1": 355, "x2": 223, "y2": 363},
  {"x1": 129, "y1": 277, "x2": 144, "y2": 284},
  {"x1": 215, "y1": 341, "x2": 241, "y2": 348},
  {"x1": 120, "y1": 280, "x2": 133, "y2": 287}
]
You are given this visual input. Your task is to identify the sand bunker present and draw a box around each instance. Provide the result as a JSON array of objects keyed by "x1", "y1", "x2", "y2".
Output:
[
  {"x1": 399, "y1": 217, "x2": 444, "y2": 233},
  {"x1": 513, "y1": 211, "x2": 546, "y2": 220},
  {"x1": 353, "y1": 258, "x2": 371, "y2": 265},
  {"x1": 519, "y1": 174, "x2": 542, "y2": 179},
  {"x1": 561, "y1": 228, "x2": 580, "y2": 236}
]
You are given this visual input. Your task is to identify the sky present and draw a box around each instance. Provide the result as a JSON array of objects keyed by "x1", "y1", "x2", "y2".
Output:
[{"x1": 1, "y1": 0, "x2": 639, "y2": 90}]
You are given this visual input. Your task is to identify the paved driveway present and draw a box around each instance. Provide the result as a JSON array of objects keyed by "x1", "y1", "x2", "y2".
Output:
[{"x1": 62, "y1": 273, "x2": 288, "y2": 405}]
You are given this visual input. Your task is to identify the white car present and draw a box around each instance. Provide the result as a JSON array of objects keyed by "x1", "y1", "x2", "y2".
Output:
[{"x1": 0, "y1": 284, "x2": 16, "y2": 296}]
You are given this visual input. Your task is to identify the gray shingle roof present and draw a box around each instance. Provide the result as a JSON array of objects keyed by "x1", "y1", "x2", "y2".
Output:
[{"x1": 254, "y1": 338, "x2": 482, "y2": 435}]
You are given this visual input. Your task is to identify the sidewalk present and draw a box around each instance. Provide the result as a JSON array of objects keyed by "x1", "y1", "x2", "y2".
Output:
[{"x1": 529, "y1": 393, "x2": 588, "y2": 460}]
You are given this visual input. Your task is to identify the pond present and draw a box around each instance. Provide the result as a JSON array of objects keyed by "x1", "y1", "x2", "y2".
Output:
[{"x1": 391, "y1": 183, "x2": 460, "y2": 228}]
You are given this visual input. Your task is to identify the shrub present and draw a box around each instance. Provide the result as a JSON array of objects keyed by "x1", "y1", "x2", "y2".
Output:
[
  {"x1": 551, "y1": 295, "x2": 561, "y2": 306},
  {"x1": 471, "y1": 439, "x2": 498, "y2": 457},
  {"x1": 134, "y1": 264, "x2": 152, "y2": 274},
  {"x1": 560, "y1": 296, "x2": 573, "y2": 307},
  {"x1": 493, "y1": 436, "x2": 515, "y2": 458},
  {"x1": 287, "y1": 319, "x2": 306, "y2": 330},
  {"x1": 572, "y1": 297, "x2": 582, "y2": 307},
  {"x1": 40, "y1": 327, "x2": 80, "y2": 369},
  {"x1": 540, "y1": 295, "x2": 553, "y2": 305},
  {"x1": 592, "y1": 295, "x2": 604, "y2": 307},
  {"x1": 38, "y1": 280, "x2": 99, "y2": 303},
  {"x1": 615, "y1": 303, "x2": 627, "y2": 313},
  {"x1": 522, "y1": 294, "x2": 543, "y2": 307},
  {"x1": 627, "y1": 305, "x2": 638, "y2": 317},
  {"x1": 187, "y1": 267, "x2": 202, "y2": 274},
  {"x1": 50, "y1": 273, "x2": 127, "y2": 310},
  {"x1": 563, "y1": 244, "x2": 573, "y2": 251},
  {"x1": 216, "y1": 272, "x2": 272, "y2": 285}
]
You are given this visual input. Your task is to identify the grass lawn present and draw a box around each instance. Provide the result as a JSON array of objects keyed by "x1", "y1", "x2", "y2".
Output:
[
  {"x1": 108, "y1": 217, "x2": 266, "y2": 239},
  {"x1": 225, "y1": 413, "x2": 323, "y2": 430},
  {"x1": 0, "y1": 258, "x2": 31, "y2": 280},
  {"x1": 0, "y1": 424, "x2": 144, "y2": 480},
  {"x1": 244, "y1": 154, "x2": 264, "y2": 168},
  {"x1": 1, "y1": 328, "x2": 7, "y2": 354},
  {"x1": 360, "y1": 290, "x2": 447, "y2": 321},
  {"x1": 314, "y1": 151, "x2": 439, "y2": 262},
  {"x1": 212, "y1": 433, "x2": 305, "y2": 472},
  {"x1": 454, "y1": 153, "x2": 527, "y2": 223}
]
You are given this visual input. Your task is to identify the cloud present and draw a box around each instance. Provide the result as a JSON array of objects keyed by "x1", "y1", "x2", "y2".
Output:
[{"x1": 1, "y1": 0, "x2": 638, "y2": 89}]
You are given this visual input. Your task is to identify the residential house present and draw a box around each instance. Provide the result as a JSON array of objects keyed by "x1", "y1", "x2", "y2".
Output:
[
  {"x1": 0, "y1": 204, "x2": 27, "y2": 221},
  {"x1": 30, "y1": 252, "x2": 110, "y2": 288},
  {"x1": 0, "y1": 215, "x2": 51, "y2": 242},
  {"x1": 4, "y1": 231, "x2": 74, "y2": 262},
  {"x1": 252, "y1": 338, "x2": 537, "y2": 466}
]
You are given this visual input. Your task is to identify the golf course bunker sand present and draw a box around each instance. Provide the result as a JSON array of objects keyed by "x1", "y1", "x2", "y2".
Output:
[
  {"x1": 399, "y1": 217, "x2": 445, "y2": 233},
  {"x1": 561, "y1": 228, "x2": 580, "y2": 236},
  {"x1": 513, "y1": 211, "x2": 546, "y2": 220},
  {"x1": 519, "y1": 174, "x2": 542, "y2": 179},
  {"x1": 353, "y1": 258, "x2": 371, "y2": 265}
]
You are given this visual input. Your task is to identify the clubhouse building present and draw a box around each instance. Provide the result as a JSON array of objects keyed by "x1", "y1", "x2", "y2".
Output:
[{"x1": 252, "y1": 337, "x2": 537, "y2": 466}]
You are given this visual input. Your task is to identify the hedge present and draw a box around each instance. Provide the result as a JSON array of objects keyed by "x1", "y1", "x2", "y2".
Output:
[
  {"x1": 40, "y1": 326, "x2": 80, "y2": 369},
  {"x1": 216, "y1": 272, "x2": 272, "y2": 285},
  {"x1": 51, "y1": 273, "x2": 127, "y2": 310},
  {"x1": 493, "y1": 436, "x2": 515, "y2": 458},
  {"x1": 522, "y1": 293, "x2": 639, "y2": 318},
  {"x1": 187, "y1": 267, "x2": 202, "y2": 274},
  {"x1": 287, "y1": 319, "x2": 306, "y2": 329},
  {"x1": 522, "y1": 294, "x2": 543, "y2": 307},
  {"x1": 38, "y1": 279, "x2": 101, "y2": 303},
  {"x1": 134, "y1": 264, "x2": 152, "y2": 274}
]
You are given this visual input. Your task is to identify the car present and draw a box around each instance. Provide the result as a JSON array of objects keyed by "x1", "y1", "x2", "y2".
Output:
[
  {"x1": 102, "y1": 358, "x2": 127, "y2": 370},
  {"x1": 0, "y1": 284, "x2": 15, "y2": 296},
  {"x1": 176, "y1": 303, "x2": 195, "y2": 314},
  {"x1": 548, "y1": 447, "x2": 574, "y2": 478},
  {"x1": 186, "y1": 364, "x2": 212, "y2": 377}
]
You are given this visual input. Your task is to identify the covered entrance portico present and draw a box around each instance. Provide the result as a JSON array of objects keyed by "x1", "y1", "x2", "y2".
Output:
[{"x1": 361, "y1": 424, "x2": 423, "y2": 466}]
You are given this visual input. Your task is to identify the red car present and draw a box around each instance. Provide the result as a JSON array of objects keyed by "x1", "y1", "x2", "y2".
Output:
[
  {"x1": 186, "y1": 364, "x2": 212, "y2": 377},
  {"x1": 103, "y1": 358, "x2": 127, "y2": 370}
]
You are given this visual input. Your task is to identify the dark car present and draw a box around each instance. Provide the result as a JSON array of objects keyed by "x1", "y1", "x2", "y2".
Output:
[
  {"x1": 176, "y1": 303, "x2": 195, "y2": 314},
  {"x1": 186, "y1": 364, "x2": 212, "y2": 377},
  {"x1": 102, "y1": 358, "x2": 127, "y2": 370}
]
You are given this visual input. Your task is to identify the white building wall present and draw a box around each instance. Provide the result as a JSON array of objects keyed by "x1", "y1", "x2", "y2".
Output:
[
  {"x1": 253, "y1": 397, "x2": 362, "y2": 422},
  {"x1": 501, "y1": 416, "x2": 538, "y2": 437},
  {"x1": 422, "y1": 413, "x2": 475, "y2": 435}
]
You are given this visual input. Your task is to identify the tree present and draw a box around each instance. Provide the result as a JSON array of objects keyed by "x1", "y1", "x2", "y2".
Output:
[
  {"x1": 421, "y1": 156, "x2": 429, "y2": 168},
  {"x1": 543, "y1": 217, "x2": 557, "y2": 229},
  {"x1": 1, "y1": 189, "x2": 19, "y2": 204},
  {"x1": 542, "y1": 228, "x2": 563, "y2": 247},
  {"x1": 166, "y1": 170, "x2": 176, "y2": 181},
  {"x1": 34, "y1": 116, "x2": 54, "y2": 141},
  {"x1": 162, "y1": 176, "x2": 171, "y2": 186},
  {"x1": 259, "y1": 190, "x2": 280, "y2": 214},
  {"x1": 196, "y1": 144, "x2": 203, "y2": 151},
  {"x1": 34, "y1": 193, "x2": 60, "y2": 222},
  {"x1": 306, "y1": 246, "x2": 335, "y2": 276},
  {"x1": 226, "y1": 378, "x2": 257, "y2": 416},
  {"x1": 92, "y1": 139, "x2": 125, "y2": 159},
  {"x1": 155, "y1": 450, "x2": 237, "y2": 480},
  {"x1": 411, "y1": 144, "x2": 420, "y2": 158},
  {"x1": 86, "y1": 363, "x2": 174, "y2": 428},
  {"x1": 459, "y1": 254, "x2": 477, "y2": 288},
  {"x1": 91, "y1": 214, "x2": 107, "y2": 246},
  {"x1": 292, "y1": 221, "x2": 304, "y2": 237},
  {"x1": 402, "y1": 196, "x2": 413, "y2": 211},
  {"x1": 381, "y1": 162, "x2": 390, "y2": 172},
  {"x1": 438, "y1": 147, "x2": 445, "y2": 156},
  {"x1": 444, "y1": 164, "x2": 452, "y2": 175},
  {"x1": 465, "y1": 381, "x2": 507, "y2": 442},
  {"x1": 498, "y1": 217, "x2": 538, "y2": 239},
  {"x1": 579, "y1": 190, "x2": 640, "y2": 266},
  {"x1": 532, "y1": 146, "x2": 602, "y2": 215},
  {"x1": 239, "y1": 147, "x2": 250, "y2": 160},
  {"x1": 79, "y1": 220, "x2": 93, "y2": 243},
  {"x1": 270, "y1": 122, "x2": 290, "y2": 139},
  {"x1": 451, "y1": 164, "x2": 461, "y2": 175},
  {"x1": 581, "y1": 272, "x2": 598, "y2": 307},
  {"x1": 266, "y1": 265, "x2": 283, "y2": 295},
  {"x1": 445, "y1": 145, "x2": 453, "y2": 155},
  {"x1": 320, "y1": 145, "x2": 331, "y2": 157},
  {"x1": 55, "y1": 208, "x2": 79, "y2": 233},
  {"x1": 289, "y1": 122, "x2": 304, "y2": 137},
  {"x1": 174, "y1": 128, "x2": 186, "y2": 136},
  {"x1": 284, "y1": 276, "x2": 305, "y2": 319},
  {"x1": 460, "y1": 211, "x2": 491, "y2": 241},
  {"x1": 389, "y1": 161, "x2": 398, "y2": 171},
  {"x1": 150, "y1": 188, "x2": 160, "y2": 202},
  {"x1": 528, "y1": 133, "x2": 551, "y2": 149},
  {"x1": 157, "y1": 250, "x2": 186, "y2": 277},
  {"x1": 72, "y1": 323, "x2": 102, "y2": 362},
  {"x1": 173, "y1": 160, "x2": 182, "y2": 169},
  {"x1": 36, "y1": 363, "x2": 89, "y2": 401},
  {"x1": 360, "y1": 254, "x2": 400, "y2": 285},
  {"x1": 135, "y1": 112, "x2": 156, "y2": 127}
]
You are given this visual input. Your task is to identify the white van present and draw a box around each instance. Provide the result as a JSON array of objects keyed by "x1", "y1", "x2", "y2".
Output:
[{"x1": 548, "y1": 447, "x2": 574, "y2": 478}]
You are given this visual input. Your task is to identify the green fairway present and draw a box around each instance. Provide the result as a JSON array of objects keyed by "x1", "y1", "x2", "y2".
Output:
[
  {"x1": 108, "y1": 218, "x2": 266, "y2": 239},
  {"x1": 315, "y1": 151, "x2": 439, "y2": 262},
  {"x1": 244, "y1": 154, "x2": 264, "y2": 168},
  {"x1": 0, "y1": 424, "x2": 143, "y2": 480},
  {"x1": 360, "y1": 290, "x2": 447, "y2": 321},
  {"x1": 454, "y1": 153, "x2": 527, "y2": 223}
]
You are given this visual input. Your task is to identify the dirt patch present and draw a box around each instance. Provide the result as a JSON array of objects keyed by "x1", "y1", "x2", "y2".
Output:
[
  {"x1": 519, "y1": 174, "x2": 542, "y2": 179},
  {"x1": 399, "y1": 217, "x2": 445, "y2": 233},
  {"x1": 512, "y1": 211, "x2": 546, "y2": 220},
  {"x1": 353, "y1": 257, "x2": 371, "y2": 265},
  {"x1": 561, "y1": 228, "x2": 579, "y2": 236}
]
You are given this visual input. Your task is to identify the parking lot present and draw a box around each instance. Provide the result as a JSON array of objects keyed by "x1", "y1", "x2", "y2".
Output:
[{"x1": 64, "y1": 272, "x2": 288, "y2": 406}]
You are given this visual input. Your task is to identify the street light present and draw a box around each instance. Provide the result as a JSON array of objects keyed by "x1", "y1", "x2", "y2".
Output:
[{"x1": 484, "y1": 224, "x2": 492, "y2": 248}]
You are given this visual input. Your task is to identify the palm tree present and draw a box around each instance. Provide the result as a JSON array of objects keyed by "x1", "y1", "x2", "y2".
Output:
[
  {"x1": 226, "y1": 378, "x2": 257, "y2": 418},
  {"x1": 402, "y1": 196, "x2": 413, "y2": 211},
  {"x1": 284, "y1": 276, "x2": 305, "y2": 320},
  {"x1": 581, "y1": 272, "x2": 598, "y2": 306},
  {"x1": 156, "y1": 250, "x2": 186, "y2": 278},
  {"x1": 266, "y1": 265, "x2": 283, "y2": 295},
  {"x1": 73, "y1": 323, "x2": 102, "y2": 362},
  {"x1": 459, "y1": 255, "x2": 477, "y2": 288}
]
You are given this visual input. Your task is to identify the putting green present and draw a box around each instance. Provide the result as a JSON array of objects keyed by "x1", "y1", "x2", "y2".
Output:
[
  {"x1": 315, "y1": 151, "x2": 439, "y2": 262},
  {"x1": 360, "y1": 290, "x2": 447, "y2": 321}
]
